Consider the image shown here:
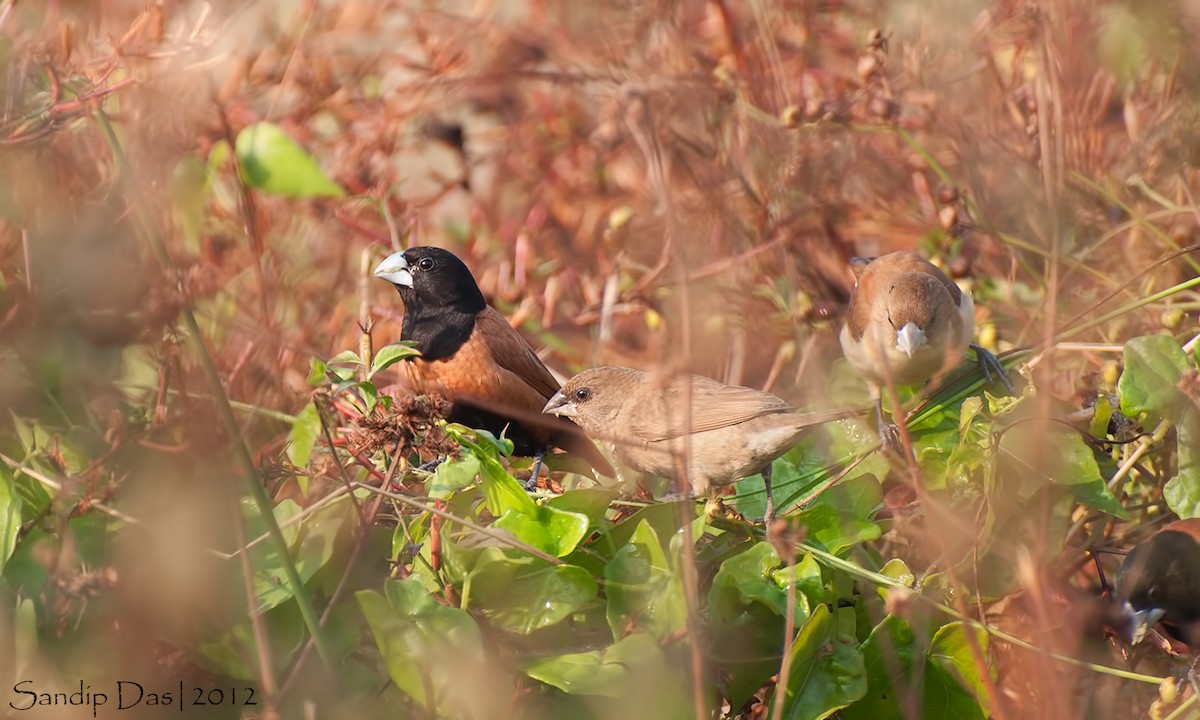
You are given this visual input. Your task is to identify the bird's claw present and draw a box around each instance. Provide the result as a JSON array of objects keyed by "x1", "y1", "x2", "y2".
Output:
[
  {"x1": 417, "y1": 457, "x2": 444, "y2": 473},
  {"x1": 971, "y1": 344, "x2": 1015, "y2": 395},
  {"x1": 523, "y1": 454, "x2": 545, "y2": 491},
  {"x1": 879, "y1": 422, "x2": 903, "y2": 455}
]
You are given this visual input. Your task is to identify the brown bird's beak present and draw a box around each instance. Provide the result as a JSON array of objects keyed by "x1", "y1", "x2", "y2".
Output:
[
  {"x1": 542, "y1": 390, "x2": 576, "y2": 418},
  {"x1": 373, "y1": 251, "x2": 413, "y2": 287}
]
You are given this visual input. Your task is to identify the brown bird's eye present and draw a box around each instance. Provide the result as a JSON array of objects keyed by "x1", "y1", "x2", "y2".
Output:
[
  {"x1": 573, "y1": 387, "x2": 592, "y2": 402},
  {"x1": 417, "y1": 257, "x2": 436, "y2": 271}
]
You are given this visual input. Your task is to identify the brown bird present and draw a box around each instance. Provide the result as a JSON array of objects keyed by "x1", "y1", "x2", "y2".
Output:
[
  {"x1": 373, "y1": 246, "x2": 612, "y2": 477},
  {"x1": 541, "y1": 365, "x2": 858, "y2": 523},
  {"x1": 839, "y1": 251, "x2": 1012, "y2": 449},
  {"x1": 1115, "y1": 518, "x2": 1200, "y2": 649}
]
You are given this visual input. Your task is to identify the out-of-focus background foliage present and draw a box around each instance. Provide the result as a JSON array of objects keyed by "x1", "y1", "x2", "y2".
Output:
[{"x1": 2, "y1": 0, "x2": 1200, "y2": 718}]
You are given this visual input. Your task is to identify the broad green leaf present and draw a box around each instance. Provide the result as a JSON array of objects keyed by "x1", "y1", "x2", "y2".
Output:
[
  {"x1": 0, "y1": 467, "x2": 22, "y2": 574},
  {"x1": 710, "y1": 542, "x2": 803, "y2": 619},
  {"x1": 327, "y1": 349, "x2": 363, "y2": 370},
  {"x1": 1164, "y1": 413, "x2": 1200, "y2": 518},
  {"x1": 369, "y1": 342, "x2": 421, "y2": 378},
  {"x1": 357, "y1": 578, "x2": 486, "y2": 715},
  {"x1": 467, "y1": 550, "x2": 597, "y2": 634},
  {"x1": 841, "y1": 614, "x2": 917, "y2": 720},
  {"x1": 245, "y1": 495, "x2": 352, "y2": 612},
  {"x1": 354, "y1": 381, "x2": 378, "y2": 414},
  {"x1": 709, "y1": 544, "x2": 820, "y2": 709},
  {"x1": 235, "y1": 122, "x2": 345, "y2": 197},
  {"x1": 771, "y1": 604, "x2": 867, "y2": 720},
  {"x1": 735, "y1": 436, "x2": 829, "y2": 520},
  {"x1": 546, "y1": 488, "x2": 618, "y2": 530},
  {"x1": 928, "y1": 622, "x2": 993, "y2": 718},
  {"x1": 493, "y1": 503, "x2": 589, "y2": 557},
  {"x1": 308, "y1": 357, "x2": 329, "y2": 386},
  {"x1": 287, "y1": 401, "x2": 321, "y2": 472},
  {"x1": 428, "y1": 454, "x2": 481, "y2": 499},
  {"x1": 795, "y1": 482, "x2": 882, "y2": 555},
  {"x1": 605, "y1": 520, "x2": 686, "y2": 640},
  {"x1": 1055, "y1": 432, "x2": 1127, "y2": 518},
  {"x1": 595, "y1": 500, "x2": 693, "y2": 556},
  {"x1": 1000, "y1": 427, "x2": 1127, "y2": 518},
  {"x1": 1118, "y1": 335, "x2": 1189, "y2": 420},
  {"x1": 524, "y1": 632, "x2": 663, "y2": 697},
  {"x1": 455, "y1": 432, "x2": 533, "y2": 516}
]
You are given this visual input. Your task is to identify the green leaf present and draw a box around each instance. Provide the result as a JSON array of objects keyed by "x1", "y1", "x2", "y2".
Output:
[
  {"x1": 467, "y1": 550, "x2": 598, "y2": 634},
  {"x1": 524, "y1": 632, "x2": 664, "y2": 697},
  {"x1": 493, "y1": 503, "x2": 590, "y2": 557},
  {"x1": 605, "y1": 520, "x2": 686, "y2": 640},
  {"x1": 369, "y1": 342, "x2": 421, "y2": 379},
  {"x1": 928, "y1": 622, "x2": 993, "y2": 718},
  {"x1": 595, "y1": 500, "x2": 694, "y2": 556},
  {"x1": 245, "y1": 495, "x2": 351, "y2": 613},
  {"x1": 795, "y1": 500, "x2": 881, "y2": 555},
  {"x1": 546, "y1": 488, "x2": 618, "y2": 530},
  {"x1": 709, "y1": 544, "x2": 820, "y2": 709},
  {"x1": 1118, "y1": 335, "x2": 1190, "y2": 420},
  {"x1": 327, "y1": 349, "x2": 363, "y2": 367},
  {"x1": 307, "y1": 357, "x2": 329, "y2": 386},
  {"x1": 0, "y1": 467, "x2": 22, "y2": 574},
  {"x1": 458, "y1": 434, "x2": 535, "y2": 516},
  {"x1": 1055, "y1": 432, "x2": 1128, "y2": 518},
  {"x1": 1000, "y1": 427, "x2": 1127, "y2": 519},
  {"x1": 843, "y1": 616, "x2": 990, "y2": 720},
  {"x1": 235, "y1": 122, "x2": 345, "y2": 197},
  {"x1": 710, "y1": 542, "x2": 802, "y2": 619},
  {"x1": 771, "y1": 604, "x2": 867, "y2": 719},
  {"x1": 287, "y1": 401, "x2": 321, "y2": 473},
  {"x1": 1165, "y1": 412, "x2": 1200, "y2": 518},
  {"x1": 428, "y1": 454, "x2": 481, "y2": 499},
  {"x1": 354, "y1": 381, "x2": 378, "y2": 414},
  {"x1": 357, "y1": 578, "x2": 486, "y2": 714}
]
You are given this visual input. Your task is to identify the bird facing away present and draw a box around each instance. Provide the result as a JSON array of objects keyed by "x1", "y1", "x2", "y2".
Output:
[
  {"x1": 1115, "y1": 518, "x2": 1200, "y2": 649},
  {"x1": 839, "y1": 251, "x2": 1011, "y2": 450},
  {"x1": 373, "y1": 246, "x2": 612, "y2": 477},
  {"x1": 542, "y1": 365, "x2": 858, "y2": 524}
]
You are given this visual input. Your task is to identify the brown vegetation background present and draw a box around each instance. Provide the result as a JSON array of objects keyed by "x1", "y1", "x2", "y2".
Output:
[{"x1": 2, "y1": 0, "x2": 1199, "y2": 717}]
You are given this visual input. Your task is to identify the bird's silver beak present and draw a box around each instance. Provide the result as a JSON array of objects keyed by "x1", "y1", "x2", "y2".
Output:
[
  {"x1": 373, "y1": 251, "x2": 413, "y2": 287},
  {"x1": 543, "y1": 390, "x2": 577, "y2": 418},
  {"x1": 1122, "y1": 602, "x2": 1166, "y2": 645},
  {"x1": 895, "y1": 322, "x2": 927, "y2": 358}
]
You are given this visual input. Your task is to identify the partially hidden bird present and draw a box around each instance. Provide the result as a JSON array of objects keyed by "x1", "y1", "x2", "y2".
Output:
[
  {"x1": 373, "y1": 246, "x2": 613, "y2": 477},
  {"x1": 542, "y1": 365, "x2": 859, "y2": 524},
  {"x1": 1114, "y1": 518, "x2": 1200, "y2": 650},
  {"x1": 839, "y1": 251, "x2": 1012, "y2": 450}
]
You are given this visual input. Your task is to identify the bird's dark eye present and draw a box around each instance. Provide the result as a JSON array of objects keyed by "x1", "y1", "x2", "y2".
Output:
[
  {"x1": 417, "y1": 257, "x2": 436, "y2": 271},
  {"x1": 573, "y1": 387, "x2": 592, "y2": 402}
]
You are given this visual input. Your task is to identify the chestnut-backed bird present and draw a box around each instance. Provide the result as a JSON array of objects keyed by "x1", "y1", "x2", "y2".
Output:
[
  {"x1": 1115, "y1": 518, "x2": 1200, "y2": 649},
  {"x1": 374, "y1": 246, "x2": 612, "y2": 477},
  {"x1": 542, "y1": 365, "x2": 859, "y2": 524},
  {"x1": 839, "y1": 251, "x2": 1012, "y2": 450}
]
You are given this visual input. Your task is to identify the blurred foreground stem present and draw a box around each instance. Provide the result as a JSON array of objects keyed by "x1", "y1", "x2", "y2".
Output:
[{"x1": 94, "y1": 108, "x2": 334, "y2": 676}]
